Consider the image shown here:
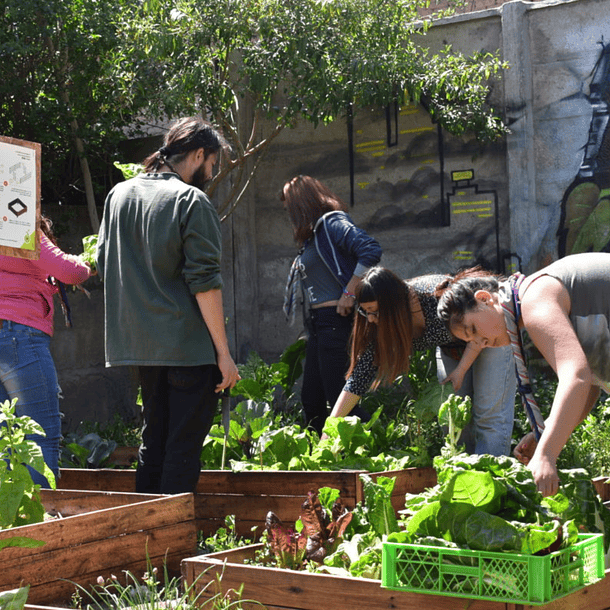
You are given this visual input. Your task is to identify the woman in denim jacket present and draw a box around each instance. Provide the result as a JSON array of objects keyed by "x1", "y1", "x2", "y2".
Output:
[{"x1": 282, "y1": 175, "x2": 382, "y2": 434}]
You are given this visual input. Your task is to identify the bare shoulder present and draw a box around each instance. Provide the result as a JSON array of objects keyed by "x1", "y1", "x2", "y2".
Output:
[{"x1": 519, "y1": 274, "x2": 571, "y2": 317}]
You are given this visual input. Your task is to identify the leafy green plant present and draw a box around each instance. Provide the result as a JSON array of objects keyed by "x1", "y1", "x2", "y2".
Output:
[
  {"x1": 198, "y1": 515, "x2": 254, "y2": 555},
  {"x1": 78, "y1": 233, "x2": 98, "y2": 271},
  {"x1": 437, "y1": 393, "x2": 472, "y2": 457},
  {"x1": 113, "y1": 161, "x2": 143, "y2": 181},
  {"x1": 395, "y1": 453, "x2": 610, "y2": 555},
  {"x1": 79, "y1": 413, "x2": 142, "y2": 447},
  {"x1": 259, "y1": 477, "x2": 398, "y2": 579},
  {"x1": 0, "y1": 586, "x2": 30, "y2": 610},
  {"x1": 60, "y1": 432, "x2": 117, "y2": 469},
  {"x1": 512, "y1": 371, "x2": 610, "y2": 478},
  {"x1": 232, "y1": 340, "x2": 306, "y2": 405},
  {"x1": 0, "y1": 398, "x2": 55, "y2": 530}
]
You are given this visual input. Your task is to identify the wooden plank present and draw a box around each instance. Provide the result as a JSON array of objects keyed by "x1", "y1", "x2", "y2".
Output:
[
  {"x1": 0, "y1": 494, "x2": 195, "y2": 555},
  {"x1": 195, "y1": 470, "x2": 362, "y2": 497},
  {"x1": 40, "y1": 488, "x2": 160, "y2": 516},
  {"x1": 182, "y1": 551, "x2": 509, "y2": 610},
  {"x1": 58, "y1": 468, "x2": 135, "y2": 492},
  {"x1": 592, "y1": 476, "x2": 610, "y2": 502},
  {"x1": 0, "y1": 492, "x2": 197, "y2": 605}
]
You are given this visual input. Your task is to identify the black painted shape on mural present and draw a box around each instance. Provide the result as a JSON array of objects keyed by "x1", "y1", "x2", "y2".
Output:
[
  {"x1": 558, "y1": 39, "x2": 610, "y2": 257},
  {"x1": 446, "y1": 169, "x2": 502, "y2": 272}
]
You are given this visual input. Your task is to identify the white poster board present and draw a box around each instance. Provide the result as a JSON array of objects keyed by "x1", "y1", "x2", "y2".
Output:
[{"x1": 0, "y1": 136, "x2": 41, "y2": 259}]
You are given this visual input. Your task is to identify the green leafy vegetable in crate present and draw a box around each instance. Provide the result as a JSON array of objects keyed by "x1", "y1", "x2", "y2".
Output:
[{"x1": 394, "y1": 452, "x2": 610, "y2": 555}]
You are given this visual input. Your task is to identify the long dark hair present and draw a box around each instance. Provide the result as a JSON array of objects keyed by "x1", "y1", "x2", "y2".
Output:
[
  {"x1": 347, "y1": 267, "x2": 413, "y2": 389},
  {"x1": 143, "y1": 116, "x2": 226, "y2": 173},
  {"x1": 436, "y1": 266, "x2": 502, "y2": 329},
  {"x1": 280, "y1": 175, "x2": 347, "y2": 245}
]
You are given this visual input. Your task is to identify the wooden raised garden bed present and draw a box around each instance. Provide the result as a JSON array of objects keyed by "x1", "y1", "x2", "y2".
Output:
[
  {"x1": 58, "y1": 466, "x2": 437, "y2": 537},
  {"x1": 182, "y1": 544, "x2": 610, "y2": 610},
  {"x1": 0, "y1": 489, "x2": 197, "y2": 605}
]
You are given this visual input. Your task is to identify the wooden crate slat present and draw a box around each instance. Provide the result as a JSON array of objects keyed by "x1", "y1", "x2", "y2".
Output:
[
  {"x1": 195, "y1": 470, "x2": 362, "y2": 496},
  {"x1": 1, "y1": 520, "x2": 195, "y2": 584},
  {"x1": 40, "y1": 488, "x2": 159, "y2": 515},
  {"x1": 58, "y1": 469, "x2": 135, "y2": 492},
  {"x1": 592, "y1": 476, "x2": 610, "y2": 502},
  {"x1": 0, "y1": 494, "x2": 195, "y2": 556},
  {"x1": 22, "y1": 547, "x2": 189, "y2": 606},
  {"x1": 0, "y1": 492, "x2": 196, "y2": 606},
  {"x1": 182, "y1": 552, "x2": 509, "y2": 610}
]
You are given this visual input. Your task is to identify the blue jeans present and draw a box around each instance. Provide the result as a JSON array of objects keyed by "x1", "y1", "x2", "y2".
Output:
[
  {"x1": 436, "y1": 344, "x2": 516, "y2": 456},
  {"x1": 0, "y1": 320, "x2": 60, "y2": 487}
]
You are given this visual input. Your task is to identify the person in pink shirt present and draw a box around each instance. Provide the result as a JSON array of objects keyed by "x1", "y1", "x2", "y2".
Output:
[{"x1": 0, "y1": 216, "x2": 93, "y2": 486}]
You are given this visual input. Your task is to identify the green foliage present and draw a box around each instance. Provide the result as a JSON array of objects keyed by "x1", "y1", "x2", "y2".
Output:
[
  {"x1": 512, "y1": 372, "x2": 610, "y2": 478},
  {"x1": 198, "y1": 515, "x2": 253, "y2": 555},
  {"x1": 78, "y1": 234, "x2": 98, "y2": 271},
  {"x1": 70, "y1": 561, "x2": 264, "y2": 609},
  {"x1": 398, "y1": 453, "x2": 609, "y2": 555},
  {"x1": 232, "y1": 341, "x2": 306, "y2": 404},
  {"x1": 78, "y1": 413, "x2": 142, "y2": 447},
  {"x1": 113, "y1": 161, "x2": 143, "y2": 181},
  {"x1": 259, "y1": 477, "x2": 399, "y2": 578},
  {"x1": 437, "y1": 393, "x2": 472, "y2": 456},
  {"x1": 60, "y1": 432, "x2": 117, "y2": 469},
  {"x1": 0, "y1": 399, "x2": 55, "y2": 530},
  {"x1": 2, "y1": 0, "x2": 509, "y2": 223},
  {"x1": 0, "y1": 586, "x2": 30, "y2": 610},
  {"x1": 202, "y1": 345, "x2": 443, "y2": 471}
]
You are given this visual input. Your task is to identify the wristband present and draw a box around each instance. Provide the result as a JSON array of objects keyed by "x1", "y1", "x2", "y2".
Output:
[{"x1": 343, "y1": 288, "x2": 356, "y2": 299}]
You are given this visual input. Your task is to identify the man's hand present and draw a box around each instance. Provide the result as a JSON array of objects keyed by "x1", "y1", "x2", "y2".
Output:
[{"x1": 215, "y1": 352, "x2": 240, "y2": 392}]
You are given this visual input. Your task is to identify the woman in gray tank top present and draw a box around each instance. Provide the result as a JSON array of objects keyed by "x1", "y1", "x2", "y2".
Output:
[{"x1": 436, "y1": 252, "x2": 610, "y2": 498}]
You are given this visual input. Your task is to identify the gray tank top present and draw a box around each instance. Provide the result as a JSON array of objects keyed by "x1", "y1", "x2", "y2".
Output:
[{"x1": 525, "y1": 252, "x2": 610, "y2": 386}]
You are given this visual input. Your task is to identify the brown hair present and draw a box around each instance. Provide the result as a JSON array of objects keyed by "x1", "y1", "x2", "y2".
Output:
[
  {"x1": 143, "y1": 116, "x2": 226, "y2": 173},
  {"x1": 347, "y1": 267, "x2": 413, "y2": 389},
  {"x1": 280, "y1": 175, "x2": 347, "y2": 245}
]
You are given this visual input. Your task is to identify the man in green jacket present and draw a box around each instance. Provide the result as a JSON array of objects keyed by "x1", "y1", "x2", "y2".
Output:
[{"x1": 97, "y1": 116, "x2": 239, "y2": 493}]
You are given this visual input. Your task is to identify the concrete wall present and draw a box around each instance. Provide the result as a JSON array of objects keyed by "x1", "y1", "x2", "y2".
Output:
[{"x1": 47, "y1": 0, "x2": 610, "y2": 428}]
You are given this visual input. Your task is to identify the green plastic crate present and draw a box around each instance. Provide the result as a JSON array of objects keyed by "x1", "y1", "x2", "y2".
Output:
[{"x1": 382, "y1": 533, "x2": 605, "y2": 605}]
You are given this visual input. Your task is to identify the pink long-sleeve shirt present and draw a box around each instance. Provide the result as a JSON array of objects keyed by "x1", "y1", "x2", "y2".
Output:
[{"x1": 0, "y1": 232, "x2": 92, "y2": 336}]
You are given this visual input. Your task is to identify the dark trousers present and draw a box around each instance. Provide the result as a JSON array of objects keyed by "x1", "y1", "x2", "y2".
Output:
[
  {"x1": 136, "y1": 364, "x2": 220, "y2": 494},
  {"x1": 301, "y1": 307, "x2": 369, "y2": 435}
]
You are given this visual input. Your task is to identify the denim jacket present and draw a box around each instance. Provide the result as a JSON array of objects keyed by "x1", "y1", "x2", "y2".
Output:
[{"x1": 313, "y1": 211, "x2": 382, "y2": 287}]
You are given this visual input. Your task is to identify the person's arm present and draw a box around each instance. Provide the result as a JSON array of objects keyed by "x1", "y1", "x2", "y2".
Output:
[
  {"x1": 439, "y1": 342, "x2": 482, "y2": 391},
  {"x1": 337, "y1": 273, "x2": 361, "y2": 316},
  {"x1": 327, "y1": 213, "x2": 382, "y2": 317},
  {"x1": 195, "y1": 289, "x2": 240, "y2": 392},
  {"x1": 519, "y1": 275, "x2": 594, "y2": 496},
  {"x1": 39, "y1": 233, "x2": 92, "y2": 284},
  {"x1": 329, "y1": 389, "x2": 362, "y2": 418}
]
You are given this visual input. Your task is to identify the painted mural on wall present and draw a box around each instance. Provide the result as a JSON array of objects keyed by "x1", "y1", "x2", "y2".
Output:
[
  {"x1": 557, "y1": 40, "x2": 610, "y2": 257},
  {"x1": 346, "y1": 103, "x2": 508, "y2": 273}
]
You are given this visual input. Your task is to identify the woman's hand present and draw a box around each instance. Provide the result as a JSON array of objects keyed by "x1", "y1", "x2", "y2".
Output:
[
  {"x1": 513, "y1": 432, "x2": 537, "y2": 464},
  {"x1": 336, "y1": 292, "x2": 355, "y2": 316},
  {"x1": 440, "y1": 369, "x2": 464, "y2": 392},
  {"x1": 514, "y1": 433, "x2": 559, "y2": 497},
  {"x1": 527, "y1": 451, "x2": 560, "y2": 497}
]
